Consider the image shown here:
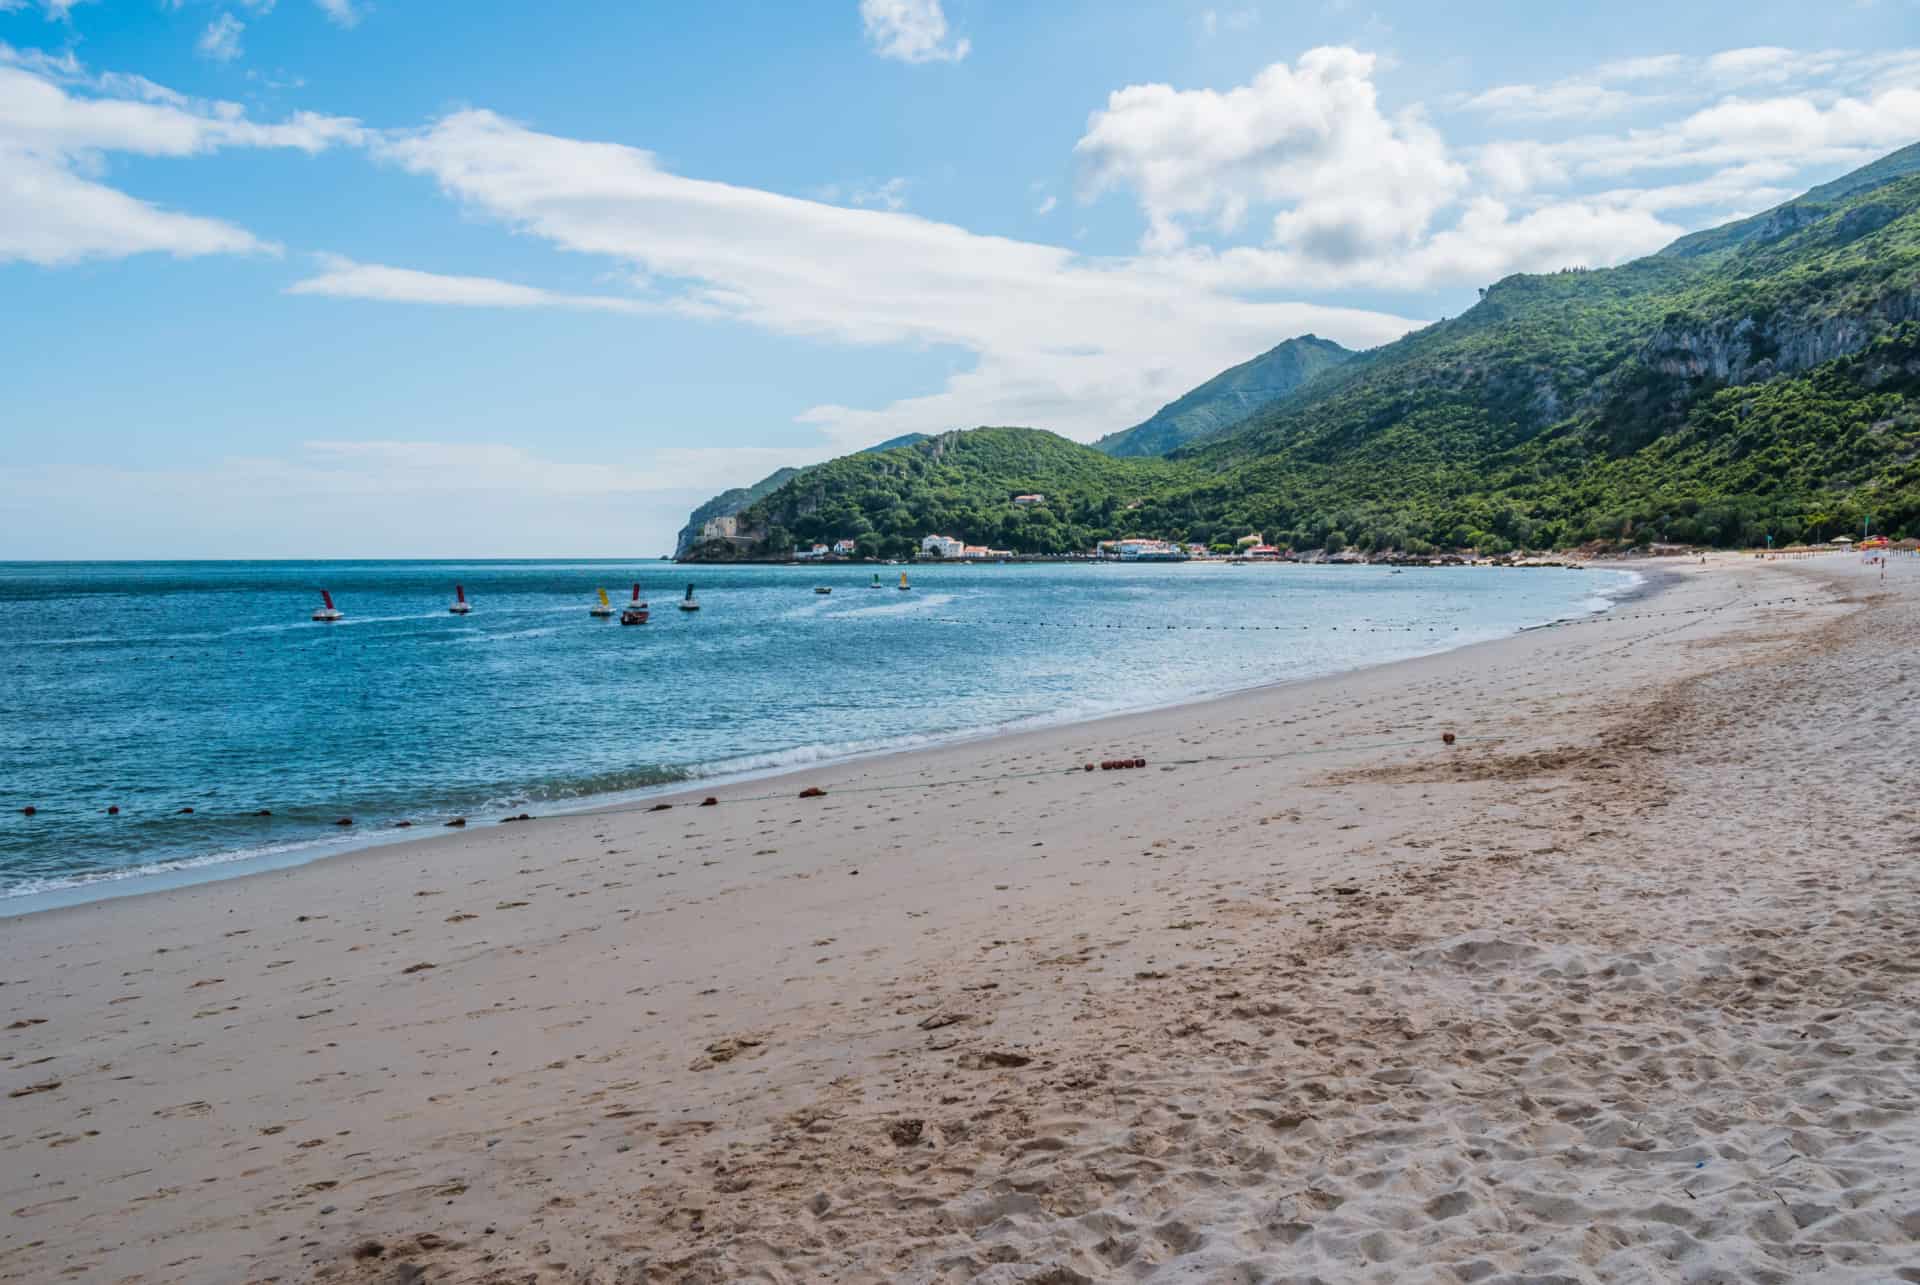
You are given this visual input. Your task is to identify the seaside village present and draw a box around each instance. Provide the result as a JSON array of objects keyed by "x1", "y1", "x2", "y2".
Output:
[
  {"x1": 729, "y1": 493, "x2": 1316, "y2": 563},
  {"x1": 713, "y1": 495, "x2": 1920, "y2": 567}
]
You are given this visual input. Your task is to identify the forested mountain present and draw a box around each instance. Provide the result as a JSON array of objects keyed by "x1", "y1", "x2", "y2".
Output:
[
  {"x1": 682, "y1": 145, "x2": 1920, "y2": 560},
  {"x1": 672, "y1": 432, "x2": 927, "y2": 557},
  {"x1": 1092, "y1": 335, "x2": 1354, "y2": 458},
  {"x1": 682, "y1": 428, "x2": 1195, "y2": 559}
]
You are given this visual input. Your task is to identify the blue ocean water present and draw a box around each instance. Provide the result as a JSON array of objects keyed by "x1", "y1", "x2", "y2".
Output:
[{"x1": 0, "y1": 560, "x2": 1637, "y2": 908}]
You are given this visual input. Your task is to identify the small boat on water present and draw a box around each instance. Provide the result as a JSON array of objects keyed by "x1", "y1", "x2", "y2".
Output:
[
  {"x1": 590, "y1": 588, "x2": 615, "y2": 618},
  {"x1": 312, "y1": 590, "x2": 342, "y2": 622},
  {"x1": 815, "y1": 585, "x2": 832, "y2": 595},
  {"x1": 620, "y1": 583, "x2": 649, "y2": 625},
  {"x1": 678, "y1": 583, "x2": 700, "y2": 612},
  {"x1": 449, "y1": 584, "x2": 472, "y2": 614},
  {"x1": 897, "y1": 571, "x2": 911, "y2": 591}
]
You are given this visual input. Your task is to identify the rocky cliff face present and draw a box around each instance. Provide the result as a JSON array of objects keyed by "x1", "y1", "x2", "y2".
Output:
[{"x1": 1640, "y1": 289, "x2": 1920, "y2": 386}]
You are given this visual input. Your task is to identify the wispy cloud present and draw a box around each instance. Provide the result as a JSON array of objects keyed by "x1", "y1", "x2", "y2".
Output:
[
  {"x1": 286, "y1": 254, "x2": 658, "y2": 313},
  {"x1": 370, "y1": 108, "x2": 1421, "y2": 447},
  {"x1": 196, "y1": 14, "x2": 245, "y2": 63},
  {"x1": 314, "y1": 0, "x2": 360, "y2": 28},
  {"x1": 1198, "y1": 7, "x2": 1258, "y2": 39},
  {"x1": 860, "y1": 0, "x2": 968, "y2": 64},
  {"x1": 0, "y1": 45, "x2": 362, "y2": 264},
  {"x1": 848, "y1": 176, "x2": 909, "y2": 211}
]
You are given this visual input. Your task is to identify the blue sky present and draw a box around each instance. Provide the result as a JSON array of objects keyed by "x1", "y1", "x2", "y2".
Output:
[{"x1": 4, "y1": 0, "x2": 1918, "y2": 557}]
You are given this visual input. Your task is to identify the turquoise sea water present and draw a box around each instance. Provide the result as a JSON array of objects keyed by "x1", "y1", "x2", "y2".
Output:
[{"x1": 0, "y1": 560, "x2": 1637, "y2": 909}]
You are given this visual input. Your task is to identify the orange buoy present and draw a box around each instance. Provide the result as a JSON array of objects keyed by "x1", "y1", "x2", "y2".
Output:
[
  {"x1": 106, "y1": 805, "x2": 119, "y2": 815},
  {"x1": 700, "y1": 797, "x2": 719, "y2": 807},
  {"x1": 20, "y1": 806, "x2": 35, "y2": 816},
  {"x1": 1442, "y1": 732, "x2": 1457, "y2": 745},
  {"x1": 799, "y1": 787, "x2": 827, "y2": 799}
]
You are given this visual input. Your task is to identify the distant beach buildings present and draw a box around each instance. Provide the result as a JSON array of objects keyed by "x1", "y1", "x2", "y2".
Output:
[
  {"x1": 921, "y1": 534, "x2": 965, "y2": 558},
  {"x1": 919, "y1": 534, "x2": 1014, "y2": 559},
  {"x1": 1011, "y1": 493, "x2": 1046, "y2": 507},
  {"x1": 1096, "y1": 538, "x2": 1188, "y2": 561}
]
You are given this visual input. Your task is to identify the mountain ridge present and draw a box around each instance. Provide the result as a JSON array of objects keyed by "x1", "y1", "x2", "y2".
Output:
[
  {"x1": 681, "y1": 144, "x2": 1920, "y2": 560},
  {"x1": 1092, "y1": 335, "x2": 1355, "y2": 458}
]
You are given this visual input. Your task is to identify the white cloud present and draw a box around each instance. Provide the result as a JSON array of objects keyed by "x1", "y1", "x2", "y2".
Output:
[
  {"x1": 1075, "y1": 48, "x2": 1467, "y2": 256},
  {"x1": 0, "y1": 50, "x2": 362, "y2": 264},
  {"x1": 1069, "y1": 43, "x2": 1920, "y2": 293},
  {"x1": 286, "y1": 254, "x2": 658, "y2": 313},
  {"x1": 1515, "y1": 86, "x2": 1920, "y2": 185},
  {"x1": 1035, "y1": 194, "x2": 1057, "y2": 215},
  {"x1": 197, "y1": 14, "x2": 245, "y2": 62},
  {"x1": 372, "y1": 108, "x2": 1422, "y2": 448},
  {"x1": 1156, "y1": 196, "x2": 1682, "y2": 295},
  {"x1": 314, "y1": 0, "x2": 360, "y2": 28},
  {"x1": 860, "y1": 0, "x2": 968, "y2": 64}
]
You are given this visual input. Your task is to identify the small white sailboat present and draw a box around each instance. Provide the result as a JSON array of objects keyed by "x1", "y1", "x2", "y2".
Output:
[
  {"x1": 678, "y1": 582, "x2": 700, "y2": 612},
  {"x1": 897, "y1": 571, "x2": 911, "y2": 591},
  {"x1": 590, "y1": 587, "x2": 615, "y2": 618},
  {"x1": 449, "y1": 584, "x2": 472, "y2": 614},
  {"x1": 312, "y1": 589, "x2": 342, "y2": 622},
  {"x1": 620, "y1": 583, "x2": 649, "y2": 626}
]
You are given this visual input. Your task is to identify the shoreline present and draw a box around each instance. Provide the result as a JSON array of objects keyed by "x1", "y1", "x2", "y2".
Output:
[
  {"x1": 0, "y1": 565, "x2": 1646, "y2": 920},
  {"x1": 9, "y1": 554, "x2": 1904, "y2": 1285}
]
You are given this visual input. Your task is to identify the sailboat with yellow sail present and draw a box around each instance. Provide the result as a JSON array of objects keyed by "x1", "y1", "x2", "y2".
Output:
[{"x1": 590, "y1": 587, "x2": 614, "y2": 618}]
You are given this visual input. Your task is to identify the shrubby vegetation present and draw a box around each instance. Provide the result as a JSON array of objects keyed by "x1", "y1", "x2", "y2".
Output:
[{"x1": 714, "y1": 428, "x2": 1198, "y2": 559}]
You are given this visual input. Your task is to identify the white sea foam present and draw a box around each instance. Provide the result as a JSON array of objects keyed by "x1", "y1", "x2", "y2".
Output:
[{"x1": 837, "y1": 591, "x2": 956, "y2": 618}]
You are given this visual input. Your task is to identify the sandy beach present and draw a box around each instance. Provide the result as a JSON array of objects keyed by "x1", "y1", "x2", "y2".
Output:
[{"x1": 4, "y1": 554, "x2": 1917, "y2": 1284}]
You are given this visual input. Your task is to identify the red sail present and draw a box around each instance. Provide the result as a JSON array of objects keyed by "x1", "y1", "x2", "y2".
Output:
[
  {"x1": 456, "y1": 584, "x2": 466, "y2": 603},
  {"x1": 321, "y1": 590, "x2": 334, "y2": 610},
  {"x1": 632, "y1": 583, "x2": 640, "y2": 601}
]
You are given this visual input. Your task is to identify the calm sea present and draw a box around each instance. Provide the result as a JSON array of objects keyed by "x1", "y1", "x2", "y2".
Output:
[{"x1": 0, "y1": 559, "x2": 1637, "y2": 910}]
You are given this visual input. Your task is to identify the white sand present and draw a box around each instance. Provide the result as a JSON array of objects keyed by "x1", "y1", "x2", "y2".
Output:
[{"x1": 4, "y1": 555, "x2": 1918, "y2": 1284}]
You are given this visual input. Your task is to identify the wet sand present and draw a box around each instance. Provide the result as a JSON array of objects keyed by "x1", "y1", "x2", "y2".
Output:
[{"x1": 4, "y1": 554, "x2": 1917, "y2": 1283}]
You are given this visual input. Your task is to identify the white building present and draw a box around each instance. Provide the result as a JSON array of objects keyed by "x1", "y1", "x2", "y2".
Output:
[
  {"x1": 921, "y1": 534, "x2": 965, "y2": 558},
  {"x1": 833, "y1": 538, "x2": 858, "y2": 556},
  {"x1": 1012, "y1": 494, "x2": 1045, "y2": 506}
]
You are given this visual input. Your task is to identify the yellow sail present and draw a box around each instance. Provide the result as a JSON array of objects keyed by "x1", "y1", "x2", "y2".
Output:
[{"x1": 597, "y1": 587, "x2": 610, "y2": 606}]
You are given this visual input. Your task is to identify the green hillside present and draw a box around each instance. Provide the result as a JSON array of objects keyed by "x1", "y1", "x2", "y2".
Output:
[
  {"x1": 684, "y1": 145, "x2": 1920, "y2": 559},
  {"x1": 1168, "y1": 165, "x2": 1920, "y2": 549},
  {"x1": 692, "y1": 427, "x2": 1199, "y2": 559},
  {"x1": 672, "y1": 433, "x2": 928, "y2": 556},
  {"x1": 1092, "y1": 335, "x2": 1354, "y2": 457}
]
